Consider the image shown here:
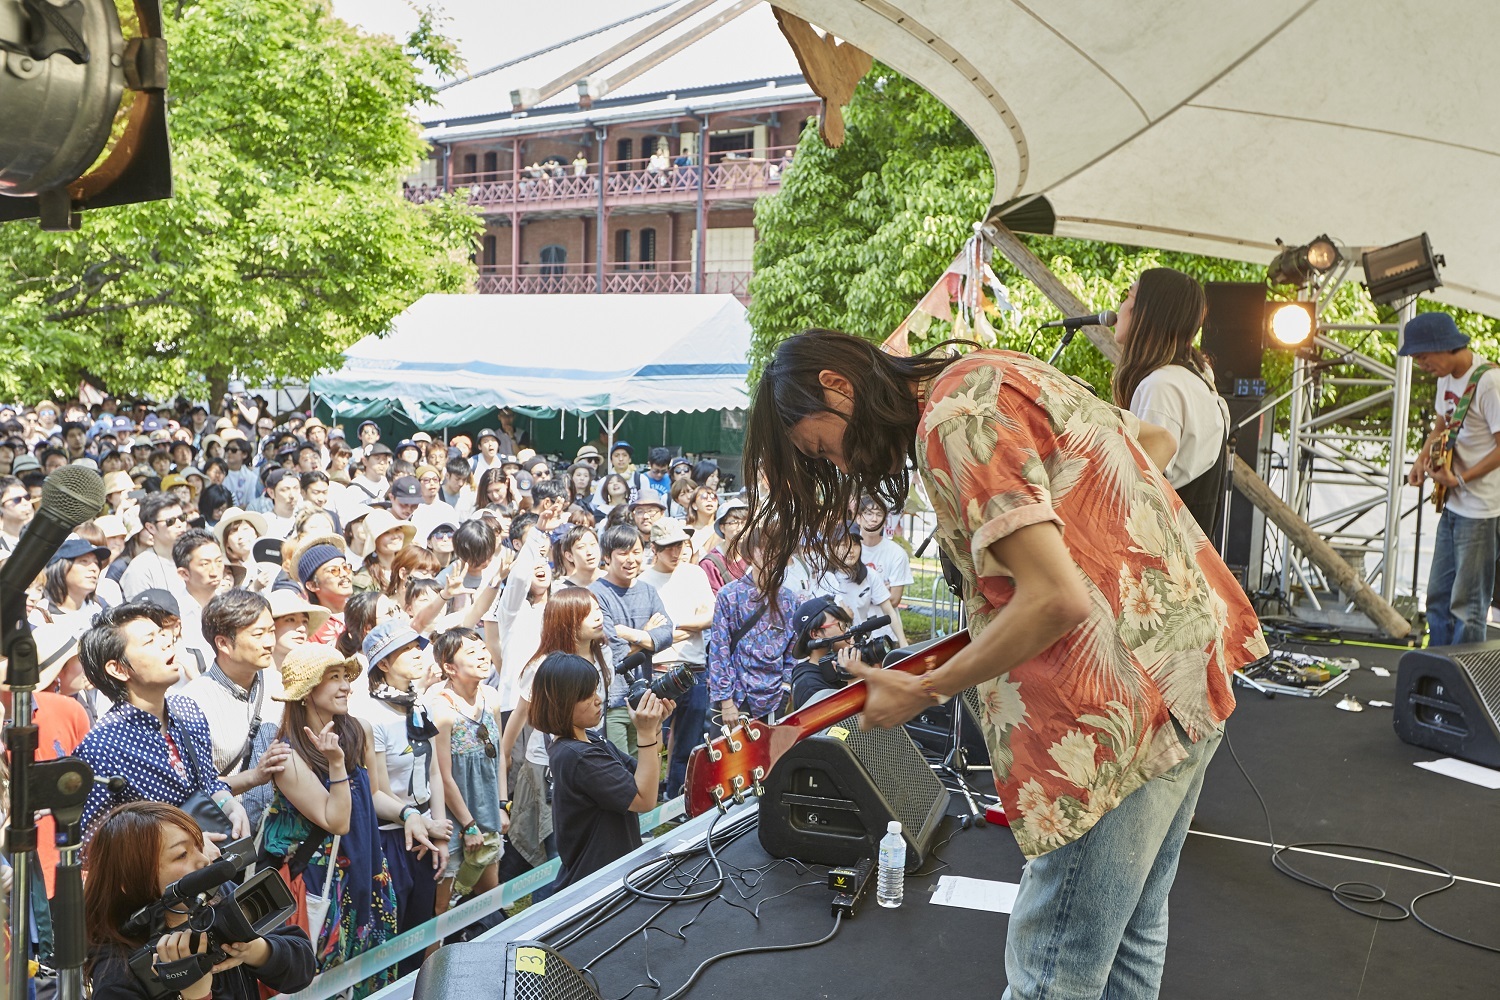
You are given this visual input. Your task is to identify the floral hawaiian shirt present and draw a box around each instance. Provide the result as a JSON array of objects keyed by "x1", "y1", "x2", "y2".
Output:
[{"x1": 917, "y1": 350, "x2": 1267, "y2": 858}]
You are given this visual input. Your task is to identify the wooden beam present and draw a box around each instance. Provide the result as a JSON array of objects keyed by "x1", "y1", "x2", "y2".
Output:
[
  {"x1": 512, "y1": 0, "x2": 720, "y2": 110},
  {"x1": 582, "y1": 0, "x2": 760, "y2": 109},
  {"x1": 773, "y1": 8, "x2": 871, "y2": 147},
  {"x1": 982, "y1": 219, "x2": 1411, "y2": 639}
]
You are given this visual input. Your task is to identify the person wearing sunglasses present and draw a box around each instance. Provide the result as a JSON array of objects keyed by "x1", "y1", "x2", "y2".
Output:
[
  {"x1": 429, "y1": 626, "x2": 508, "y2": 917},
  {"x1": 120, "y1": 493, "x2": 190, "y2": 599},
  {"x1": 0, "y1": 474, "x2": 34, "y2": 556}
]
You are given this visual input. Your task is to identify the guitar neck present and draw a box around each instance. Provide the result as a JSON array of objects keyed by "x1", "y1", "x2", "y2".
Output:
[{"x1": 777, "y1": 630, "x2": 972, "y2": 740}]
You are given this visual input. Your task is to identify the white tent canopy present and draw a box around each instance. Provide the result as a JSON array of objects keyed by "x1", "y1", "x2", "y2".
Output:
[
  {"x1": 310, "y1": 293, "x2": 751, "y2": 427},
  {"x1": 776, "y1": 0, "x2": 1500, "y2": 316}
]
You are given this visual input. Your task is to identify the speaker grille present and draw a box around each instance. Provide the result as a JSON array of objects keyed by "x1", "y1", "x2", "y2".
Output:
[
  {"x1": 506, "y1": 942, "x2": 599, "y2": 1000},
  {"x1": 827, "y1": 714, "x2": 947, "y2": 838},
  {"x1": 1453, "y1": 648, "x2": 1500, "y2": 723}
]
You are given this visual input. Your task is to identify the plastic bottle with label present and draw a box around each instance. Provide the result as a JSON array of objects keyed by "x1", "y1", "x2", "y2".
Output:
[{"x1": 877, "y1": 820, "x2": 905, "y2": 908}]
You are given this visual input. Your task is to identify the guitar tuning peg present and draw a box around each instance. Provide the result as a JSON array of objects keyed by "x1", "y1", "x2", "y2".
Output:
[
  {"x1": 705, "y1": 733, "x2": 723, "y2": 762},
  {"x1": 751, "y1": 779, "x2": 765, "y2": 798},
  {"x1": 743, "y1": 723, "x2": 760, "y2": 741},
  {"x1": 720, "y1": 724, "x2": 743, "y2": 753}
]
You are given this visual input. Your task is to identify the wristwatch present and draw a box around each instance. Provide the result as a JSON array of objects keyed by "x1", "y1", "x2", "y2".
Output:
[{"x1": 399, "y1": 805, "x2": 419, "y2": 823}]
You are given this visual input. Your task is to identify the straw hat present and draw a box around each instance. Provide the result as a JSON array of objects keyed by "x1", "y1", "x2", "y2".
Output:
[
  {"x1": 214, "y1": 508, "x2": 268, "y2": 550},
  {"x1": 274, "y1": 644, "x2": 360, "y2": 702},
  {"x1": 102, "y1": 471, "x2": 134, "y2": 495},
  {"x1": 357, "y1": 509, "x2": 414, "y2": 559},
  {"x1": 265, "y1": 589, "x2": 330, "y2": 637}
]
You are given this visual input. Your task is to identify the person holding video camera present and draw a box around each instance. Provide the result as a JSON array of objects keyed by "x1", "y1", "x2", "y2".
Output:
[
  {"x1": 787, "y1": 596, "x2": 860, "y2": 711},
  {"x1": 83, "y1": 801, "x2": 315, "y2": 1000}
]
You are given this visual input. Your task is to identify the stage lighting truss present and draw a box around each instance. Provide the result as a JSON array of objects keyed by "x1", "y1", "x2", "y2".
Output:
[{"x1": 1267, "y1": 234, "x2": 1343, "y2": 288}]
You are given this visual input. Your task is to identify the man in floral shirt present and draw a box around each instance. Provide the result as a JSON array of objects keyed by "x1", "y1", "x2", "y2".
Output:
[{"x1": 744, "y1": 330, "x2": 1266, "y2": 1000}]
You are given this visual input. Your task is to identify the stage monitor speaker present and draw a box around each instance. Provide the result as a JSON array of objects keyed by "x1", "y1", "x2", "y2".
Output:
[
  {"x1": 1394, "y1": 644, "x2": 1500, "y2": 768},
  {"x1": 905, "y1": 689, "x2": 991, "y2": 768},
  {"x1": 1202, "y1": 282, "x2": 1267, "y2": 397},
  {"x1": 414, "y1": 940, "x2": 601, "y2": 1000},
  {"x1": 758, "y1": 713, "x2": 947, "y2": 870}
]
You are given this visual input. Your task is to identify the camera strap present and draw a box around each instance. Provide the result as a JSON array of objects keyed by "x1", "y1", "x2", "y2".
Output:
[
  {"x1": 206, "y1": 665, "x2": 265, "y2": 777},
  {"x1": 728, "y1": 602, "x2": 769, "y2": 651}
]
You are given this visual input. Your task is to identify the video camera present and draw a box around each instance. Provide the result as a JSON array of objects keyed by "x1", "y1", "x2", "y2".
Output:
[
  {"x1": 621, "y1": 649, "x2": 696, "y2": 709},
  {"x1": 807, "y1": 615, "x2": 896, "y2": 678},
  {"x1": 123, "y1": 838, "x2": 296, "y2": 999}
]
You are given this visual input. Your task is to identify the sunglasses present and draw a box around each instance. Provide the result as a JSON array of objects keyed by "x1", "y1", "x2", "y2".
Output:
[
  {"x1": 154, "y1": 515, "x2": 184, "y2": 528},
  {"x1": 475, "y1": 721, "x2": 497, "y2": 759}
]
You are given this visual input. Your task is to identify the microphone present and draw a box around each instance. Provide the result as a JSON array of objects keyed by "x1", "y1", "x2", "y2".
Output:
[
  {"x1": 1038, "y1": 310, "x2": 1117, "y2": 330},
  {"x1": 0, "y1": 466, "x2": 106, "y2": 597},
  {"x1": 807, "y1": 615, "x2": 893, "y2": 651},
  {"x1": 851, "y1": 614, "x2": 891, "y2": 634},
  {"x1": 160, "y1": 854, "x2": 241, "y2": 908}
]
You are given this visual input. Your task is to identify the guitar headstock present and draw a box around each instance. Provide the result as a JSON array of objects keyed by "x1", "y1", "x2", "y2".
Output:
[{"x1": 683, "y1": 719, "x2": 773, "y2": 817}]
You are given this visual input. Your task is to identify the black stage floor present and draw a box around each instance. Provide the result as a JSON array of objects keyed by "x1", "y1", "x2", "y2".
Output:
[{"x1": 413, "y1": 641, "x2": 1500, "y2": 1000}]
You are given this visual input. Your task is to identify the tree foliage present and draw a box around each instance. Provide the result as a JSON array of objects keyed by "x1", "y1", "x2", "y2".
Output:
[
  {"x1": 0, "y1": 0, "x2": 481, "y2": 400},
  {"x1": 749, "y1": 64, "x2": 1498, "y2": 429}
]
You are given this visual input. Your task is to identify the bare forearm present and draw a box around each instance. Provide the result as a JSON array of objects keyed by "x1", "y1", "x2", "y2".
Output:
[
  {"x1": 630, "y1": 743, "x2": 663, "y2": 812},
  {"x1": 1136, "y1": 419, "x2": 1177, "y2": 473}
]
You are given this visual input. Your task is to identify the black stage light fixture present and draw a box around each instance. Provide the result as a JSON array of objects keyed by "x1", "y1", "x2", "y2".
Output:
[
  {"x1": 1362, "y1": 233, "x2": 1444, "y2": 306},
  {"x1": 0, "y1": 0, "x2": 172, "y2": 231},
  {"x1": 1266, "y1": 300, "x2": 1316, "y2": 351},
  {"x1": 1267, "y1": 234, "x2": 1341, "y2": 287}
]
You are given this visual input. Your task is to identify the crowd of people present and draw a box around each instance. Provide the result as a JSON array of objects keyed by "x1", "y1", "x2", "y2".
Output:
[{"x1": 0, "y1": 393, "x2": 915, "y2": 1000}]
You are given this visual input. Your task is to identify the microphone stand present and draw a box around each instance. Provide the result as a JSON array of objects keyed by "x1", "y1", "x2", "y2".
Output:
[{"x1": 1045, "y1": 326, "x2": 1080, "y2": 366}]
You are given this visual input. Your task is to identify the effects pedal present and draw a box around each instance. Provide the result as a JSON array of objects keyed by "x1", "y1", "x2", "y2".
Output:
[{"x1": 830, "y1": 859, "x2": 873, "y2": 918}]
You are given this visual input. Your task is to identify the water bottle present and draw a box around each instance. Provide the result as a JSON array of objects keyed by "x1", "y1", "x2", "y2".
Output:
[{"x1": 877, "y1": 820, "x2": 905, "y2": 908}]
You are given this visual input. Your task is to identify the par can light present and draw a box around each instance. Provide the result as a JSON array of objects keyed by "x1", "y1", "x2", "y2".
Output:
[
  {"x1": 1267, "y1": 234, "x2": 1342, "y2": 287},
  {"x1": 1267, "y1": 301, "x2": 1316, "y2": 350}
]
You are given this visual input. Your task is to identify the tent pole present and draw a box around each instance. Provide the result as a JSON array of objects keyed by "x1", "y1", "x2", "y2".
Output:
[{"x1": 607, "y1": 407, "x2": 615, "y2": 454}]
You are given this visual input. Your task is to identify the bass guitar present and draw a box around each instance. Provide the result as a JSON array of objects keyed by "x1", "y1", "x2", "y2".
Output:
[{"x1": 683, "y1": 630, "x2": 971, "y2": 817}]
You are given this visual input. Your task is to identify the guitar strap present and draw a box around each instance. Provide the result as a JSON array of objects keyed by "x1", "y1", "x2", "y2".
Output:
[{"x1": 1444, "y1": 363, "x2": 1495, "y2": 444}]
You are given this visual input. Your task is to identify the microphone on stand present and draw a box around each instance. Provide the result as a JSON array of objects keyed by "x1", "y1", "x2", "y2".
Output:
[{"x1": 1046, "y1": 310, "x2": 1119, "y2": 366}]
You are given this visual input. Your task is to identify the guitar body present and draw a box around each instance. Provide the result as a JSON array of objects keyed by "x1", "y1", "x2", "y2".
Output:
[
  {"x1": 683, "y1": 630, "x2": 972, "y2": 816},
  {"x1": 1431, "y1": 435, "x2": 1452, "y2": 513}
]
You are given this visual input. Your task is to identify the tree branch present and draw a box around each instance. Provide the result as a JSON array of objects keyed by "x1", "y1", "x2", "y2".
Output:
[{"x1": 46, "y1": 289, "x2": 175, "y2": 322}]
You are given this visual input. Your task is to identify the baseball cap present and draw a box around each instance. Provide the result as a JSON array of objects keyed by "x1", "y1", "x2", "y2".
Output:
[
  {"x1": 649, "y1": 519, "x2": 690, "y2": 547},
  {"x1": 791, "y1": 595, "x2": 842, "y2": 658},
  {"x1": 362, "y1": 620, "x2": 429, "y2": 668},
  {"x1": 611, "y1": 440, "x2": 633, "y2": 455},
  {"x1": 365, "y1": 442, "x2": 393, "y2": 458},
  {"x1": 47, "y1": 534, "x2": 111, "y2": 567},
  {"x1": 389, "y1": 475, "x2": 421, "y2": 503},
  {"x1": 477, "y1": 428, "x2": 498, "y2": 442}
]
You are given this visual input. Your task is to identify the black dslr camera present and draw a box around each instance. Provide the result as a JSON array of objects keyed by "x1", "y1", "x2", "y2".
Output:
[
  {"x1": 621, "y1": 650, "x2": 697, "y2": 709},
  {"x1": 124, "y1": 839, "x2": 297, "y2": 999},
  {"x1": 808, "y1": 615, "x2": 897, "y2": 678}
]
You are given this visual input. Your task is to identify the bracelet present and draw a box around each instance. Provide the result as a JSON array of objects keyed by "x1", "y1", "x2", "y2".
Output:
[
  {"x1": 400, "y1": 806, "x2": 418, "y2": 823},
  {"x1": 463, "y1": 822, "x2": 480, "y2": 836},
  {"x1": 1457, "y1": 471, "x2": 1467, "y2": 488},
  {"x1": 919, "y1": 674, "x2": 952, "y2": 706},
  {"x1": 638, "y1": 741, "x2": 660, "y2": 749},
  {"x1": 329, "y1": 774, "x2": 351, "y2": 785}
]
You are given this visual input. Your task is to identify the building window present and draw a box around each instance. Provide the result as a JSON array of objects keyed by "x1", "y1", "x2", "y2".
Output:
[
  {"x1": 639, "y1": 228, "x2": 656, "y2": 269},
  {"x1": 615, "y1": 229, "x2": 631, "y2": 267},
  {"x1": 461, "y1": 153, "x2": 477, "y2": 178},
  {"x1": 482, "y1": 151, "x2": 498, "y2": 182},
  {"x1": 539, "y1": 244, "x2": 567, "y2": 276},
  {"x1": 615, "y1": 138, "x2": 633, "y2": 169},
  {"x1": 482, "y1": 235, "x2": 497, "y2": 268}
]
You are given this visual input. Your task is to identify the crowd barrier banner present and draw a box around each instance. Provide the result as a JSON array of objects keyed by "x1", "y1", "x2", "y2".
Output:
[{"x1": 272, "y1": 796, "x2": 686, "y2": 1000}]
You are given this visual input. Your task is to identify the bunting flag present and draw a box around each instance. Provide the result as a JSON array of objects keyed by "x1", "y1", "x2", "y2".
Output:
[{"x1": 881, "y1": 230, "x2": 1013, "y2": 357}]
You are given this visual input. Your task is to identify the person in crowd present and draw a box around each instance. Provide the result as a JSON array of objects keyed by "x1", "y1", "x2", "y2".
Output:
[
  {"x1": 42, "y1": 534, "x2": 113, "y2": 618},
  {"x1": 632, "y1": 447, "x2": 673, "y2": 505},
  {"x1": 857, "y1": 495, "x2": 914, "y2": 611},
  {"x1": 76, "y1": 601, "x2": 252, "y2": 838},
  {"x1": 83, "y1": 802, "x2": 316, "y2": 1000},
  {"x1": 682, "y1": 485, "x2": 720, "y2": 562},
  {"x1": 300, "y1": 469, "x2": 333, "y2": 514},
  {"x1": 524, "y1": 456, "x2": 552, "y2": 483},
  {"x1": 102, "y1": 470, "x2": 134, "y2": 514},
  {"x1": 173, "y1": 529, "x2": 227, "y2": 678},
  {"x1": 531, "y1": 651, "x2": 671, "y2": 890},
  {"x1": 496, "y1": 407, "x2": 528, "y2": 455},
  {"x1": 476, "y1": 466, "x2": 521, "y2": 509},
  {"x1": 345, "y1": 442, "x2": 393, "y2": 506},
  {"x1": 669, "y1": 455, "x2": 694, "y2": 486},
  {"x1": 692, "y1": 460, "x2": 721, "y2": 492},
  {"x1": 705, "y1": 527, "x2": 799, "y2": 727},
  {"x1": 386, "y1": 544, "x2": 443, "y2": 600},
  {"x1": 607, "y1": 441, "x2": 634, "y2": 478},
  {"x1": 590, "y1": 523, "x2": 673, "y2": 754},
  {"x1": 355, "y1": 620, "x2": 449, "y2": 972},
  {"x1": 1402, "y1": 311, "x2": 1500, "y2": 646},
  {"x1": 260, "y1": 644, "x2": 406, "y2": 998},
  {"x1": 0, "y1": 474, "x2": 35, "y2": 555},
  {"x1": 638, "y1": 520, "x2": 714, "y2": 796},
  {"x1": 1112, "y1": 267, "x2": 1231, "y2": 536},
  {"x1": 429, "y1": 627, "x2": 509, "y2": 917},
  {"x1": 197, "y1": 482, "x2": 234, "y2": 529},
  {"x1": 629, "y1": 495, "x2": 666, "y2": 540},
  {"x1": 301, "y1": 540, "x2": 355, "y2": 645},
  {"x1": 350, "y1": 419, "x2": 380, "y2": 465},
  {"x1": 259, "y1": 469, "x2": 301, "y2": 539},
  {"x1": 488, "y1": 504, "x2": 562, "y2": 718},
  {"x1": 269, "y1": 588, "x2": 326, "y2": 672},
  {"x1": 785, "y1": 520, "x2": 906, "y2": 647},
  {"x1": 470, "y1": 428, "x2": 504, "y2": 479},
  {"x1": 221, "y1": 436, "x2": 259, "y2": 508},
  {"x1": 335, "y1": 590, "x2": 398, "y2": 667},
  {"x1": 786, "y1": 596, "x2": 859, "y2": 710},
  {"x1": 552, "y1": 523, "x2": 601, "y2": 590},
  {"x1": 389, "y1": 474, "x2": 458, "y2": 544},
  {"x1": 353, "y1": 509, "x2": 414, "y2": 594},
  {"x1": 120, "y1": 493, "x2": 189, "y2": 599},
  {"x1": 426, "y1": 522, "x2": 457, "y2": 564},
  {"x1": 181, "y1": 589, "x2": 290, "y2": 832},
  {"x1": 574, "y1": 444, "x2": 604, "y2": 474},
  {"x1": 440, "y1": 457, "x2": 475, "y2": 514},
  {"x1": 595, "y1": 473, "x2": 631, "y2": 518},
  {"x1": 566, "y1": 461, "x2": 596, "y2": 507},
  {"x1": 215, "y1": 507, "x2": 266, "y2": 587},
  {"x1": 78, "y1": 518, "x2": 128, "y2": 606}
]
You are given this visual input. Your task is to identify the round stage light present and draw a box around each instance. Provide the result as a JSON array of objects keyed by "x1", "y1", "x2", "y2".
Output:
[
  {"x1": 1305, "y1": 236, "x2": 1340, "y2": 272},
  {"x1": 1269, "y1": 302, "x2": 1315, "y2": 348}
]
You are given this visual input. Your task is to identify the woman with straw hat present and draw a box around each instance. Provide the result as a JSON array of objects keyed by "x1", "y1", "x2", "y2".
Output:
[
  {"x1": 257, "y1": 645, "x2": 435, "y2": 999},
  {"x1": 351, "y1": 509, "x2": 414, "y2": 595}
]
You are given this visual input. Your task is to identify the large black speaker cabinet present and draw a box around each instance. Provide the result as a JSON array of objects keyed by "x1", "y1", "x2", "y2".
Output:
[
  {"x1": 1202, "y1": 282, "x2": 1266, "y2": 396},
  {"x1": 415, "y1": 941, "x2": 601, "y2": 1000},
  {"x1": 1394, "y1": 643, "x2": 1500, "y2": 767},
  {"x1": 758, "y1": 713, "x2": 948, "y2": 870}
]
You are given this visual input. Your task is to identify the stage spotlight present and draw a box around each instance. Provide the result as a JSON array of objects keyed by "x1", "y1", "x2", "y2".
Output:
[
  {"x1": 1362, "y1": 234, "x2": 1444, "y2": 306},
  {"x1": 1267, "y1": 235, "x2": 1341, "y2": 287},
  {"x1": 1267, "y1": 301, "x2": 1316, "y2": 350}
]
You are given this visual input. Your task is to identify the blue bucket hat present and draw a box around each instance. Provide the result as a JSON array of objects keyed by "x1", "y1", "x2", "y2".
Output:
[
  {"x1": 1398, "y1": 312, "x2": 1469, "y2": 356},
  {"x1": 362, "y1": 620, "x2": 428, "y2": 667}
]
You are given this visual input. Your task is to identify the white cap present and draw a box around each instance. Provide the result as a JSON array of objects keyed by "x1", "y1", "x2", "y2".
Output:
[{"x1": 887, "y1": 820, "x2": 902, "y2": 834}]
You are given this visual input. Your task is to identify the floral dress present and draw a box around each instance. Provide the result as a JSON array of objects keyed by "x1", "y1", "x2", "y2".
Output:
[{"x1": 260, "y1": 767, "x2": 399, "y2": 1000}]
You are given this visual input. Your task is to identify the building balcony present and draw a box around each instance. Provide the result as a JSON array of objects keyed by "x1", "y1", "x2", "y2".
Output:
[
  {"x1": 406, "y1": 147, "x2": 796, "y2": 216},
  {"x1": 475, "y1": 260, "x2": 752, "y2": 302}
]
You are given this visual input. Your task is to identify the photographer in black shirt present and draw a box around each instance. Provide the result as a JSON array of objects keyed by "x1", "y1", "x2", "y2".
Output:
[{"x1": 787, "y1": 596, "x2": 860, "y2": 711}]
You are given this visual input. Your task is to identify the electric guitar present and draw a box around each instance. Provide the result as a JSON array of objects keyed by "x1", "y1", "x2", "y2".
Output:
[
  {"x1": 683, "y1": 629, "x2": 972, "y2": 817},
  {"x1": 1429, "y1": 418, "x2": 1454, "y2": 513}
]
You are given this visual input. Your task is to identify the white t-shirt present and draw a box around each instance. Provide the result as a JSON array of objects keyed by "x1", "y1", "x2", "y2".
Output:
[
  {"x1": 861, "y1": 539, "x2": 914, "y2": 596},
  {"x1": 638, "y1": 562, "x2": 714, "y2": 666},
  {"x1": 784, "y1": 560, "x2": 893, "y2": 639},
  {"x1": 366, "y1": 701, "x2": 435, "y2": 830},
  {"x1": 1129, "y1": 365, "x2": 1229, "y2": 488},
  {"x1": 1436, "y1": 356, "x2": 1500, "y2": 518}
]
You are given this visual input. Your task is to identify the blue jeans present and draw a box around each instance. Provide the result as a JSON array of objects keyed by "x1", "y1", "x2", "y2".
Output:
[
  {"x1": 666, "y1": 669, "x2": 710, "y2": 797},
  {"x1": 1425, "y1": 509, "x2": 1500, "y2": 646},
  {"x1": 1001, "y1": 723, "x2": 1222, "y2": 1000}
]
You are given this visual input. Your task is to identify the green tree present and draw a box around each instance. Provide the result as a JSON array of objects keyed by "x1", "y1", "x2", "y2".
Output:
[
  {"x1": 750, "y1": 64, "x2": 1497, "y2": 430},
  {"x1": 0, "y1": 0, "x2": 481, "y2": 401}
]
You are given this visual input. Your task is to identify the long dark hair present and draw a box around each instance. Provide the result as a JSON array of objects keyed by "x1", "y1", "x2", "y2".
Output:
[
  {"x1": 743, "y1": 329, "x2": 961, "y2": 601},
  {"x1": 535, "y1": 586, "x2": 610, "y2": 689},
  {"x1": 530, "y1": 652, "x2": 602, "y2": 739},
  {"x1": 83, "y1": 803, "x2": 204, "y2": 957},
  {"x1": 278, "y1": 695, "x2": 366, "y2": 780},
  {"x1": 1111, "y1": 267, "x2": 1210, "y2": 409},
  {"x1": 477, "y1": 467, "x2": 512, "y2": 505},
  {"x1": 335, "y1": 589, "x2": 383, "y2": 657}
]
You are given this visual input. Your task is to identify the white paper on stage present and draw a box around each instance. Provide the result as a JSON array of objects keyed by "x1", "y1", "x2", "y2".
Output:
[
  {"x1": 1414, "y1": 758, "x2": 1500, "y2": 789},
  {"x1": 931, "y1": 875, "x2": 1019, "y2": 913}
]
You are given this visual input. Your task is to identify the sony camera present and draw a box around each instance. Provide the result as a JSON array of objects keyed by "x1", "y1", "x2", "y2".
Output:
[
  {"x1": 811, "y1": 615, "x2": 897, "y2": 678},
  {"x1": 124, "y1": 839, "x2": 297, "y2": 999},
  {"x1": 620, "y1": 650, "x2": 697, "y2": 709}
]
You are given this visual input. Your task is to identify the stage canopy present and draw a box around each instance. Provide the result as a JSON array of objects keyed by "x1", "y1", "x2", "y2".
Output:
[
  {"x1": 775, "y1": 0, "x2": 1500, "y2": 316},
  {"x1": 310, "y1": 293, "x2": 751, "y2": 430}
]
